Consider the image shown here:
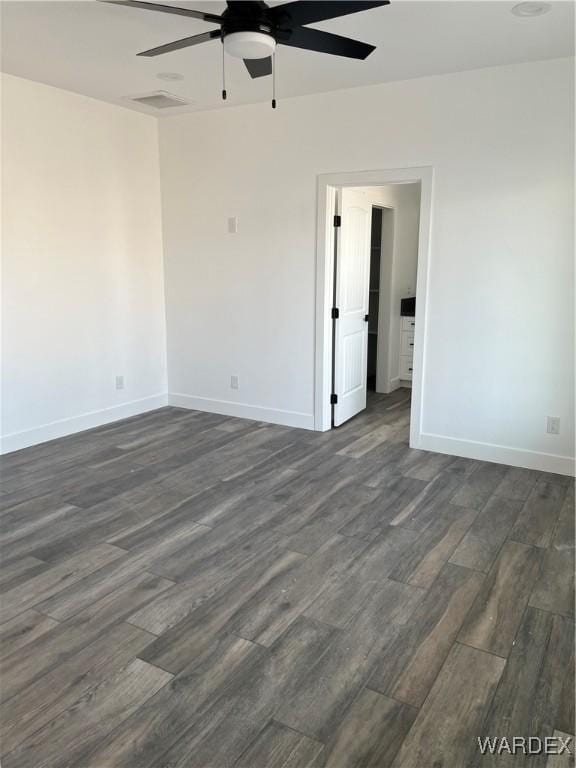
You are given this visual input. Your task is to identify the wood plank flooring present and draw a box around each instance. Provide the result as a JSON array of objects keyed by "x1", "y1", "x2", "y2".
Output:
[{"x1": 0, "y1": 390, "x2": 574, "y2": 767}]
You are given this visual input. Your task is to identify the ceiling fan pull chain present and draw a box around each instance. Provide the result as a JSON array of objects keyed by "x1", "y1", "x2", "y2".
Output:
[
  {"x1": 222, "y1": 38, "x2": 227, "y2": 101},
  {"x1": 271, "y1": 51, "x2": 277, "y2": 109}
]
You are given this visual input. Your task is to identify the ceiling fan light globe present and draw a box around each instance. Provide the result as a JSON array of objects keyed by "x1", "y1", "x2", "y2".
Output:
[{"x1": 223, "y1": 31, "x2": 276, "y2": 59}]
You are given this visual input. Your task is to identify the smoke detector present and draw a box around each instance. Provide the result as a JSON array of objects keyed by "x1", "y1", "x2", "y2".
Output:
[{"x1": 511, "y1": 2, "x2": 551, "y2": 16}]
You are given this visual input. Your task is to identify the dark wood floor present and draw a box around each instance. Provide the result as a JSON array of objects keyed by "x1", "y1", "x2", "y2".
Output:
[{"x1": 0, "y1": 390, "x2": 574, "y2": 768}]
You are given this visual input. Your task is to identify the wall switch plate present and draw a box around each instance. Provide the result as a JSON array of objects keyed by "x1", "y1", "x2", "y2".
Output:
[
  {"x1": 228, "y1": 217, "x2": 238, "y2": 234},
  {"x1": 230, "y1": 375, "x2": 239, "y2": 390},
  {"x1": 546, "y1": 416, "x2": 560, "y2": 435},
  {"x1": 115, "y1": 375, "x2": 125, "y2": 390}
]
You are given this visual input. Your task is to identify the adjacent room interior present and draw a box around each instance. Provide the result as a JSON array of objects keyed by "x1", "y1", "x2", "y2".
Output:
[{"x1": 0, "y1": 1, "x2": 574, "y2": 766}]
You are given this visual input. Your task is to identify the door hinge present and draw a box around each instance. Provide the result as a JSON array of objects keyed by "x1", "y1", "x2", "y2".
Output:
[
  {"x1": 333, "y1": 215, "x2": 341, "y2": 228},
  {"x1": 331, "y1": 307, "x2": 339, "y2": 319},
  {"x1": 330, "y1": 393, "x2": 338, "y2": 405}
]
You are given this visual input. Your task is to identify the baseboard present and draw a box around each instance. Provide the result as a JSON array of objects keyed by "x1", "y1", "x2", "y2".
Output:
[
  {"x1": 0, "y1": 394, "x2": 169, "y2": 455},
  {"x1": 169, "y1": 393, "x2": 315, "y2": 430},
  {"x1": 416, "y1": 432, "x2": 575, "y2": 477},
  {"x1": 377, "y1": 377, "x2": 400, "y2": 395},
  {"x1": 6, "y1": 393, "x2": 571, "y2": 475}
]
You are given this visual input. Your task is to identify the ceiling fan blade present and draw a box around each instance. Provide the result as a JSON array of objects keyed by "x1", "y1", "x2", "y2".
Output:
[
  {"x1": 243, "y1": 57, "x2": 273, "y2": 78},
  {"x1": 277, "y1": 26, "x2": 375, "y2": 60},
  {"x1": 102, "y1": 1, "x2": 223, "y2": 24},
  {"x1": 137, "y1": 29, "x2": 221, "y2": 57},
  {"x1": 227, "y1": 1, "x2": 268, "y2": 8},
  {"x1": 269, "y1": 1, "x2": 389, "y2": 27}
]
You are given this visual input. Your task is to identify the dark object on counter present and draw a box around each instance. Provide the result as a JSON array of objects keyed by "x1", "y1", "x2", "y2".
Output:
[{"x1": 401, "y1": 297, "x2": 416, "y2": 317}]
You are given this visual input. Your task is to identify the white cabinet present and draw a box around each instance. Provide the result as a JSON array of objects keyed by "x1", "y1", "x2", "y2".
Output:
[
  {"x1": 401, "y1": 316, "x2": 416, "y2": 332},
  {"x1": 400, "y1": 316, "x2": 415, "y2": 382},
  {"x1": 400, "y1": 331, "x2": 415, "y2": 356}
]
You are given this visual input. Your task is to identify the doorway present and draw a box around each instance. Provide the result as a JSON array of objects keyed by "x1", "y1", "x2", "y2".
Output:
[
  {"x1": 367, "y1": 204, "x2": 395, "y2": 394},
  {"x1": 367, "y1": 206, "x2": 384, "y2": 393},
  {"x1": 314, "y1": 167, "x2": 433, "y2": 448}
]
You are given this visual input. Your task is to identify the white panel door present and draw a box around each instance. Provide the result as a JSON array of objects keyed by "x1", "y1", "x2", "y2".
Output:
[{"x1": 333, "y1": 189, "x2": 371, "y2": 427}]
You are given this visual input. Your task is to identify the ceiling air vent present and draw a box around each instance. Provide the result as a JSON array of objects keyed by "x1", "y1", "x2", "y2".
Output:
[{"x1": 128, "y1": 91, "x2": 189, "y2": 109}]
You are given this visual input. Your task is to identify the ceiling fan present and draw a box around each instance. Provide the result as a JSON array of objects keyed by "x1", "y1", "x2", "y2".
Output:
[{"x1": 104, "y1": 0, "x2": 390, "y2": 106}]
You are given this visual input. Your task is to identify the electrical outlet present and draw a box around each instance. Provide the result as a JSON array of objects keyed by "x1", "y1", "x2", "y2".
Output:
[
  {"x1": 546, "y1": 416, "x2": 560, "y2": 435},
  {"x1": 230, "y1": 375, "x2": 239, "y2": 390},
  {"x1": 115, "y1": 375, "x2": 125, "y2": 391},
  {"x1": 227, "y1": 217, "x2": 238, "y2": 234}
]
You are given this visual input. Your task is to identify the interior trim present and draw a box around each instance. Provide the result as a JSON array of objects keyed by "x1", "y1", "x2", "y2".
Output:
[
  {"x1": 0, "y1": 394, "x2": 169, "y2": 454},
  {"x1": 168, "y1": 393, "x2": 315, "y2": 430},
  {"x1": 417, "y1": 431, "x2": 576, "y2": 477}
]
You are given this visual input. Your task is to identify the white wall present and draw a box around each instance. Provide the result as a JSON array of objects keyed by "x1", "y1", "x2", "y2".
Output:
[
  {"x1": 159, "y1": 57, "x2": 574, "y2": 474},
  {"x1": 1, "y1": 74, "x2": 167, "y2": 452},
  {"x1": 386, "y1": 184, "x2": 420, "y2": 386}
]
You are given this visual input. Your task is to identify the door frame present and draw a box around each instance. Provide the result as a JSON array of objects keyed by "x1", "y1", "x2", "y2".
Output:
[{"x1": 314, "y1": 166, "x2": 434, "y2": 450}]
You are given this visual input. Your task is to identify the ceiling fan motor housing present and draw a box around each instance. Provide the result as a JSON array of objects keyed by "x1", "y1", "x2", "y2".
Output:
[
  {"x1": 223, "y1": 29, "x2": 276, "y2": 59},
  {"x1": 221, "y1": 4, "x2": 277, "y2": 61}
]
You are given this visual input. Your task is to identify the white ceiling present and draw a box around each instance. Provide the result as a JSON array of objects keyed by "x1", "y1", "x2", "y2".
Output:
[{"x1": 1, "y1": 0, "x2": 573, "y2": 115}]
